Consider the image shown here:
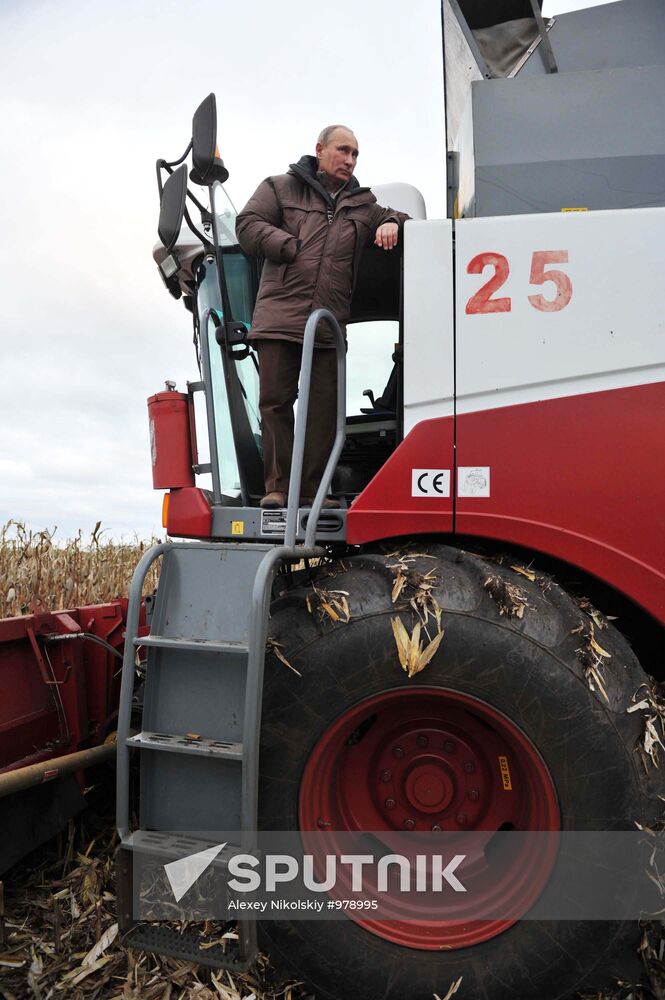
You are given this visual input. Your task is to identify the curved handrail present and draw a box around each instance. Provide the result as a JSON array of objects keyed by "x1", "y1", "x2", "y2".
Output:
[
  {"x1": 285, "y1": 308, "x2": 346, "y2": 547},
  {"x1": 116, "y1": 541, "x2": 170, "y2": 840}
]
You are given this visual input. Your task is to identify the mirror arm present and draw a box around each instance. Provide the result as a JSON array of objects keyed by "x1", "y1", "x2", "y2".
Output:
[
  {"x1": 156, "y1": 159, "x2": 167, "y2": 198},
  {"x1": 162, "y1": 140, "x2": 193, "y2": 170},
  {"x1": 156, "y1": 140, "x2": 194, "y2": 197},
  {"x1": 183, "y1": 206, "x2": 210, "y2": 247},
  {"x1": 186, "y1": 187, "x2": 208, "y2": 216}
]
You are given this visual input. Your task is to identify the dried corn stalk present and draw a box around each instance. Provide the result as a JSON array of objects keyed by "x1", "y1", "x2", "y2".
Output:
[
  {"x1": 391, "y1": 616, "x2": 444, "y2": 678},
  {"x1": 265, "y1": 638, "x2": 301, "y2": 677},
  {"x1": 628, "y1": 683, "x2": 665, "y2": 771},
  {"x1": 308, "y1": 585, "x2": 351, "y2": 624},
  {"x1": 575, "y1": 620, "x2": 611, "y2": 704},
  {"x1": 388, "y1": 553, "x2": 442, "y2": 627},
  {"x1": 576, "y1": 595, "x2": 618, "y2": 632},
  {"x1": 435, "y1": 977, "x2": 463, "y2": 1000},
  {"x1": 388, "y1": 552, "x2": 445, "y2": 678},
  {"x1": 510, "y1": 563, "x2": 536, "y2": 582},
  {"x1": 484, "y1": 574, "x2": 528, "y2": 619},
  {"x1": 0, "y1": 816, "x2": 307, "y2": 1000},
  {"x1": 0, "y1": 520, "x2": 162, "y2": 616}
]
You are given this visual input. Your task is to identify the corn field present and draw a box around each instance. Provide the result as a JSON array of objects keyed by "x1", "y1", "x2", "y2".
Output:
[{"x1": 0, "y1": 521, "x2": 162, "y2": 618}]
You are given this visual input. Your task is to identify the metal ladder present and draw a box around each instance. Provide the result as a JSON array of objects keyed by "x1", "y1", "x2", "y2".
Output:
[{"x1": 116, "y1": 308, "x2": 346, "y2": 969}]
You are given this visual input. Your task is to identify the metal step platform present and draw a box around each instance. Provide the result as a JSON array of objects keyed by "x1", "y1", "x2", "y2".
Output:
[{"x1": 116, "y1": 829, "x2": 246, "y2": 969}]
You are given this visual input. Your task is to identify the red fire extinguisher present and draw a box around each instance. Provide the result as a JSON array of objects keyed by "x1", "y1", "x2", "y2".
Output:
[{"x1": 147, "y1": 383, "x2": 196, "y2": 490}]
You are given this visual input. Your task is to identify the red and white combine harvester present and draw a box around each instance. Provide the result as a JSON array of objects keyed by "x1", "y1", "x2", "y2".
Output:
[{"x1": 2, "y1": 1, "x2": 664, "y2": 998}]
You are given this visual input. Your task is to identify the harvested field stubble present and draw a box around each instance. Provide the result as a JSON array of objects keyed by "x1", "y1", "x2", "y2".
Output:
[
  {"x1": 0, "y1": 802, "x2": 309, "y2": 1000},
  {"x1": 0, "y1": 521, "x2": 162, "y2": 618},
  {"x1": 0, "y1": 801, "x2": 663, "y2": 1000}
]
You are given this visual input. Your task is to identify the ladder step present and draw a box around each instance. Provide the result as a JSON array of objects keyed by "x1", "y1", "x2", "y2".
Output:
[
  {"x1": 122, "y1": 923, "x2": 249, "y2": 972},
  {"x1": 125, "y1": 830, "x2": 240, "y2": 858},
  {"x1": 120, "y1": 832, "x2": 244, "y2": 885},
  {"x1": 135, "y1": 635, "x2": 248, "y2": 655},
  {"x1": 127, "y1": 731, "x2": 243, "y2": 760}
]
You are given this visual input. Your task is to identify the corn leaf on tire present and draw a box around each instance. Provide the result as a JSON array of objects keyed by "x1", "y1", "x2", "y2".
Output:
[{"x1": 259, "y1": 545, "x2": 659, "y2": 1000}]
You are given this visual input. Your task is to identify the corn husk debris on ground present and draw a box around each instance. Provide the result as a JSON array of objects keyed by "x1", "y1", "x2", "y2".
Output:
[
  {"x1": 1, "y1": 803, "x2": 663, "y2": 1000},
  {"x1": 0, "y1": 806, "x2": 309, "y2": 1000}
]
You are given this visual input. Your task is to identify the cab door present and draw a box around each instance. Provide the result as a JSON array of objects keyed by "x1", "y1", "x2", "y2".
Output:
[{"x1": 347, "y1": 218, "x2": 455, "y2": 543}]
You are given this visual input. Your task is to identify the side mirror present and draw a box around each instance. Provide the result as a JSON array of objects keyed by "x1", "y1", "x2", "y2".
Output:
[
  {"x1": 158, "y1": 163, "x2": 188, "y2": 251},
  {"x1": 190, "y1": 93, "x2": 229, "y2": 186}
]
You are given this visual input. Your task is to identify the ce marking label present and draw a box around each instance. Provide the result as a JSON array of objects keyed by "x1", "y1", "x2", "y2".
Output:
[{"x1": 412, "y1": 469, "x2": 451, "y2": 498}]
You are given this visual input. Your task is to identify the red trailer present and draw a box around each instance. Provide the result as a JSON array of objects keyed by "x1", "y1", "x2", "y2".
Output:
[{"x1": 0, "y1": 601, "x2": 137, "y2": 873}]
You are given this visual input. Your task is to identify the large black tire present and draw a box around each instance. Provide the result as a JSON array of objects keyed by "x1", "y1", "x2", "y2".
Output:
[{"x1": 259, "y1": 544, "x2": 660, "y2": 1000}]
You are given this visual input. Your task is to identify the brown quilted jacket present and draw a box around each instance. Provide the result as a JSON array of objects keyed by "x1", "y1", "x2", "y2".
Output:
[{"x1": 236, "y1": 155, "x2": 409, "y2": 346}]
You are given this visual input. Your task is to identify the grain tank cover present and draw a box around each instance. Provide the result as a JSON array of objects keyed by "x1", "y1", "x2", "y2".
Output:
[{"x1": 445, "y1": 0, "x2": 665, "y2": 217}]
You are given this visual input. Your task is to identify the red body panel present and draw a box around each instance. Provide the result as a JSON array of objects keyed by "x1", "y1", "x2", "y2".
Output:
[
  {"x1": 0, "y1": 602, "x2": 132, "y2": 774},
  {"x1": 348, "y1": 384, "x2": 665, "y2": 624},
  {"x1": 456, "y1": 383, "x2": 665, "y2": 622},
  {"x1": 166, "y1": 486, "x2": 213, "y2": 538},
  {"x1": 347, "y1": 417, "x2": 454, "y2": 544}
]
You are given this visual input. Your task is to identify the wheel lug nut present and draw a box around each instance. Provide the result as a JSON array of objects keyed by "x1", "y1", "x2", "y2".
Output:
[
  {"x1": 444, "y1": 740, "x2": 456, "y2": 753},
  {"x1": 469, "y1": 788, "x2": 479, "y2": 802},
  {"x1": 431, "y1": 824, "x2": 442, "y2": 832},
  {"x1": 416, "y1": 735, "x2": 429, "y2": 747},
  {"x1": 385, "y1": 798, "x2": 396, "y2": 810},
  {"x1": 463, "y1": 761, "x2": 476, "y2": 773},
  {"x1": 381, "y1": 769, "x2": 392, "y2": 782},
  {"x1": 404, "y1": 818, "x2": 416, "y2": 830},
  {"x1": 392, "y1": 746, "x2": 405, "y2": 758},
  {"x1": 455, "y1": 812, "x2": 467, "y2": 826}
]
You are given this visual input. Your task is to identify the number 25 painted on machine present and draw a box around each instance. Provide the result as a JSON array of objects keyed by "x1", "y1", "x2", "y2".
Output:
[{"x1": 465, "y1": 251, "x2": 573, "y2": 314}]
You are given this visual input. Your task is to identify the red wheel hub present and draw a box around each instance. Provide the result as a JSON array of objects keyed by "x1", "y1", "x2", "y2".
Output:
[
  {"x1": 405, "y1": 763, "x2": 453, "y2": 813},
  {"x1": 299, "y1": 687, "x2": 560, "y2": 949}
]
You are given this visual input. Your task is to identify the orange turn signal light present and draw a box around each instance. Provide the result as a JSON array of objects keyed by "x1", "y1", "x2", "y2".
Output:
[{"x1": 162, "y1": 492, "x2": 170, "y2": 529}]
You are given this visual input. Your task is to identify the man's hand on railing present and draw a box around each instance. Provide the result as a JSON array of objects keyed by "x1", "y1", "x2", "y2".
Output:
[{"x1": 374, "y1": 222, "x2": 399, "y2": 250}]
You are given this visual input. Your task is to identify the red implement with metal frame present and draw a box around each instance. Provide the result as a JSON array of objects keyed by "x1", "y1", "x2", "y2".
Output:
[{"x1": 0, "y1": 601, "x2": 133, "y2": 775}]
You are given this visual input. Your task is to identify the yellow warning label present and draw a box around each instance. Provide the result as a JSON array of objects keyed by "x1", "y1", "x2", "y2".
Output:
[
  {"x1": 498, "y1": 755, "x2": 513, "y2": 791},
  {"x1": 561, "y1": 207, "x2": 588, "y2": 212},
  {"x1": 231, "y1": 520, "x2": 244, "y2": 536}
]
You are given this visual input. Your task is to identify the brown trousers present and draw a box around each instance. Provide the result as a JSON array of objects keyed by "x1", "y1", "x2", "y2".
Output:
[{"x1": 256, "y1": 339, "x2": 337, "y2": 496}]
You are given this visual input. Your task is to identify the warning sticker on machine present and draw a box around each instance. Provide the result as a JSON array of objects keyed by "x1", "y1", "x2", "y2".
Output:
[
  {"x1": 458, "y1": 466, "x2": 490, "y2": 498},
  {"x1": 498, "y1": 755, "x2": 513, "y2": 791},
  {"x1": 411, "y1": 469, "x2": 451, "y2": 498},
  {"x1": 261, "y1": 510, "x2": 287, "y2": 536}
]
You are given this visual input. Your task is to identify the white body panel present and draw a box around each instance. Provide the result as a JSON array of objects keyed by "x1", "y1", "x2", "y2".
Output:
[
  {"x1": 371, "y1": 183, "x2": 427, "y2": 222},
  {"x1": 403, "y1": 219, "x2": 455, "y2": 433},
  {"x1": 454, "y1": 207, "x2": 665, "y2": 413}
]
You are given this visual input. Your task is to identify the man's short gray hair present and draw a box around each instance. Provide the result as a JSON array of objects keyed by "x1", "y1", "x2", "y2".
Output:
[{"x1": 317, "y1": 125, "x2": 354, "y2": 147}]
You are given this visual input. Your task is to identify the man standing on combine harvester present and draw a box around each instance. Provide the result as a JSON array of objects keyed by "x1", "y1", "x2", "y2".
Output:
[{"x1": 236, "y1": 126, "x2": 409, "y2": 510}]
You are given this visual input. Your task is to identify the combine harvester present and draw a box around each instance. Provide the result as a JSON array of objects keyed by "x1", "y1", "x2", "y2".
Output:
[
  {"x1": 116, "y1": 0, "x2": 665, "y2": 996},
  {"x1": 1, "y1": 0, "x2": 662, "y2": 997}
]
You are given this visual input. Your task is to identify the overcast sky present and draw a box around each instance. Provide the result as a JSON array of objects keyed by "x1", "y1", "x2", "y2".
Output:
[{"x1": 0, "y1": 0, "x2": 619, "y2": 541}]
